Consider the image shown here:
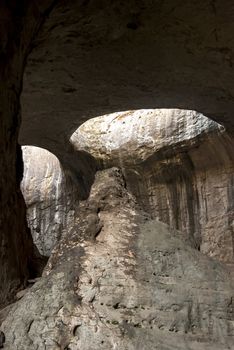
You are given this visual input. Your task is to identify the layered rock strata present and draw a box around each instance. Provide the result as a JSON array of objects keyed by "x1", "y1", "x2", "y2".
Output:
[
  {"x1": 1, "y1": 168, "x2": 234, "y2": 349},
  {"x1": 71, "y1": 109, "x2": 234, "y2": 263}
]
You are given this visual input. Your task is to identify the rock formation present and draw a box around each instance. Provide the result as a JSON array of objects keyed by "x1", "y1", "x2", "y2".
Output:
[
  {"x1": 19, "y1": 0, "x2": 234, "y2": 163},
  {"x1": 71, "y1": 109, "x2": 234, "y2": 263},
  {"x1": 0, "y1": 1, "x2": 234, "y2": 349},
  {"x1": 20, "y1": 145, "x2": 98, "y2": 256},
  {"x1": 1, "y1": 168, "x2": 234, "y2": 349},
  {"x1": 21, "y1": 146, "x2": 76, "y2": 256}
]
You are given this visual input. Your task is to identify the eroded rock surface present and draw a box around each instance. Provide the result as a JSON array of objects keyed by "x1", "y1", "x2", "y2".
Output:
[
  {"x1": 1, "y1": 168, "x2": 234, "y2": 349},
  {"x1": 0, "y1": 1, "x2": 233, "y2": 348},
  {"x1": 71, "y1": 109, "x2": 223, "y2": 164},
  {"x1": 71, "y1": 109, "x2": 234, "y2": 263},
  {"x1": 21, "y1": 146, "x2": 78, "y2": 256}
]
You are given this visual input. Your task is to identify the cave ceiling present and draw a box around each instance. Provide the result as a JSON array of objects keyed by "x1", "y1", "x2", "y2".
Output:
[{"x1": 19, "y1": 0, "x2": 234, "y2": 162}]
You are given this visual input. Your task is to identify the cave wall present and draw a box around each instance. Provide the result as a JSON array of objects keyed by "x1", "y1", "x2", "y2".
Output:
[
  {"x1": 0, "y1": 1, "x2": 234, "y2": 347},
  {"x1": 126, "y1": 132, "x2": 234, "y2": 262},
  {"x1": 0, "y1": 0, "x2": 59, "y2": 306},
  {"x1": 0, "y1": 86, "x2": 32, "y2": 305}
]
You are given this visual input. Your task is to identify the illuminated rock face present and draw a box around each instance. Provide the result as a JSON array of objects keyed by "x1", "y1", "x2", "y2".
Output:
[
  {"x1": 21, "y1": 146, "x2": 77, "y2": 257},
  {"x1": 71, "y1": 109, "x2": 234, "y2": 263},
  {"x1": 71, "y1": 109, "x2": 222, "y2": 165}
]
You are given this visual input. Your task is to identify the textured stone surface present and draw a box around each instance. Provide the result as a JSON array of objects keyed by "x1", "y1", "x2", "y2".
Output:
[
  {"x1": 1, "y1": 168, "x2": 234, "y2": 349},
  {"x1": 71, "y1": 109, "x2": 223, "y2": 165},
  {"x1": 21, "y1": 146, "x2": 78, "y2": 256},
  {"x1": 20, "y1": 145, "x2": 97, "y2": 256},
  {"x1": 0, "y1": 1, "x2": 234, "y2": 348},
  {"x1": 71, "y1": 109, "x2": 234, "y2": 263}
]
